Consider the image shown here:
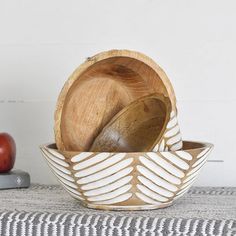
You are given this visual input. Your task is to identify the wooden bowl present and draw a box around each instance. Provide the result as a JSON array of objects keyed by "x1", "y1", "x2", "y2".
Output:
[
  {"x1": 90, "y1": 93, "x2": 172, "y2": 152},
  {"x1": 54, "y1": 50, "x2": 181, "y2": 152},
  {"x1": 40, "y1": 141, "x2": 213, "y2": 211}
]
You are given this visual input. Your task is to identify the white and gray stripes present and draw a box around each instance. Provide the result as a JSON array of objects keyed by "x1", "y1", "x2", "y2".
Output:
[{"x1": 0, "y1": 211, "x2": 235, "y2": 236}]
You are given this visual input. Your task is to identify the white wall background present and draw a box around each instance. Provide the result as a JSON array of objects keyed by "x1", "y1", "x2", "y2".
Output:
[{"x1": 0, "y1": 0, "x2": 235, "y2": 186}]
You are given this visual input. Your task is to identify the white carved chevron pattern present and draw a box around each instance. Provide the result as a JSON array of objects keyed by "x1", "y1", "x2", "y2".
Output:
[
  {"x1": 41, "y1": 143, "x2": 212, "y2": 209},
  {"x1": 136, "y1": 147, "x2": 212, "y2": 205},
  {"x1": 41, "y1": 147, "x2": 84, "y2": 200},
  {"x1": 73, "y1": 152, "x2": 134, "y2": 205},
  {"x1": 42, "y1": 149, "x2": 134, "y2": 205},
  {"x1": 153, "y1": 110, "x2": 183, "y2": 152}
]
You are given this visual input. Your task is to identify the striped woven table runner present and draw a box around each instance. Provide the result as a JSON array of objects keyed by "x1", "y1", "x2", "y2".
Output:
[{"x1": 0, "y1": 185, "x2": 236, "y2": 235}]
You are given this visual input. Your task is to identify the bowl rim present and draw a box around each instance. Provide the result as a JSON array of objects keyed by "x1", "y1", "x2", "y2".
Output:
[{"x1": 40, "y1": 140, "x2": 214, "y2": 155}]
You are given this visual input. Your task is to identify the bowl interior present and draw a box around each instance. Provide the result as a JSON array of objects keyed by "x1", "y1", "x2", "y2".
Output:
[
  {"x1": 90, "y1": 94, "x2": 171, "y2": 152},
  {"x1": 56, "y1": 53, "x2": 176, "y2": 152}
]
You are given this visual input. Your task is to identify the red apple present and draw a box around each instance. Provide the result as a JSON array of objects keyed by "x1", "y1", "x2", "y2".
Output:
[{"x1": 0, "y1": 133, "x2": 16, "y2": 173}]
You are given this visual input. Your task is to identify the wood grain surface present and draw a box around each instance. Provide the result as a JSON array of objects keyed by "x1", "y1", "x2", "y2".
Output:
[
  {"x1": 54, "y1": 50, "x2": 177, "y2": 151},
  {"x1": 90, "y1": 93, "x2": 171, "y2": 152}
]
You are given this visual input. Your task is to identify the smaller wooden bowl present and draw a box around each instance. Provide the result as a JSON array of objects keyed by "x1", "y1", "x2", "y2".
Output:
[
  {"x1": 90, "y1": 93, "x2": 172, "y2": 152},
  {"x1": 54, "y1": 50, "x2": 178, "y2": 152},
  {"x1": 40, "y1": 141, "x2": 213, "y2": 211}
]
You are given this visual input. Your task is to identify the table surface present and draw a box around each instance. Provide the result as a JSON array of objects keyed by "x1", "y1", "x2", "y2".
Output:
[{"x1": 0, "y1": 184, "x2": 236, "y2": 235}]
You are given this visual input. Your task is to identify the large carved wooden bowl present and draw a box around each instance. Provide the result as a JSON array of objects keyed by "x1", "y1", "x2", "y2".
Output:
[
  {"x1": 54, "y1": 50, "x2": 182, "y2": 152},
  {"x1": 40, "y1": 141, "x2": 213, "y2": 211}
]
